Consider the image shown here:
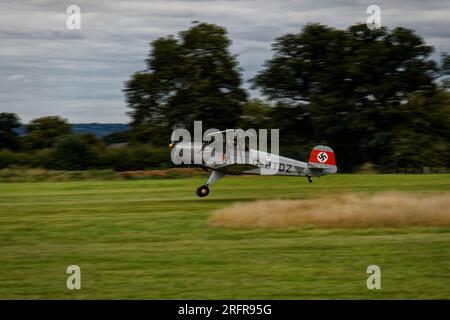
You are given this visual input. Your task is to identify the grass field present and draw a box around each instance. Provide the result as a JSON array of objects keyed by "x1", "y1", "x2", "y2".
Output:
[{"x1": 1, "y1": 174, "x2": 450, "y2": 299}]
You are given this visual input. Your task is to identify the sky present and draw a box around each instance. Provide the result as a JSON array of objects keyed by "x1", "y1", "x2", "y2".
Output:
[{"x1": 1, "y1": 0, "x2": 449, "y2": 123}]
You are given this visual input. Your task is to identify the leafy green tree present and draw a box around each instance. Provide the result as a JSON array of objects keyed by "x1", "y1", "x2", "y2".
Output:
[
  {"x1": 0, "y1": 113, "x2": 21, "y2": 150},
  {"x1": 124, "y1": 22, "x2": 247, "y2": 144},
  {"x1": 102, "y1": 130, "x2": 130, "y2": 145},
  {"x1": 440, "y1": 53, "x2": 450, "y2": 89},
  {"x1": 104, "y1": 145, "x2": 169, "y2": 171},
  {"x1": 49, "y1": 135, "x2": 95, "y2": 170},
  {"x1": 238, "y1": 99, "x2": 272, "y2": 129},
  {"x1": 378, "y1": 89, "x2": 450, "y2": 170},
  {"x1": 0, "y1": 149, "x2": 19, "y2": 168},
  {"x1": 24, "y1": 116, "x2": 72, "y2": 150},
  {"x1": 441, "y1": 53, "x2": 450, "y2": 76},
  {"x1": 252, "y1": 23, "x2": 440, "y2": 171}
]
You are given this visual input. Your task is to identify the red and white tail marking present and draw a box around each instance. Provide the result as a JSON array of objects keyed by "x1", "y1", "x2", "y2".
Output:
[{"x1": 308, "y1": 145, "x2": 336, "y2": 166}]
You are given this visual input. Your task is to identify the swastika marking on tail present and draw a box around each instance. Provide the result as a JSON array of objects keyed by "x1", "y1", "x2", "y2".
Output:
[{"x1": 317, "y1": 152, "x2": 328, "y2": 163}]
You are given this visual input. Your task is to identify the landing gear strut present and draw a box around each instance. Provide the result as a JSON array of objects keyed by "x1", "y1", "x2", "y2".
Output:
[{"x1": 307, "y1": 176, "x2": 313, "y2": 183}]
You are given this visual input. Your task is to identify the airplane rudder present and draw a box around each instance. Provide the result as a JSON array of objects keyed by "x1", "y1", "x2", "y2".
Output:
[{"x1": 309, "y1": 145, "x2": 336, "y2": 166}]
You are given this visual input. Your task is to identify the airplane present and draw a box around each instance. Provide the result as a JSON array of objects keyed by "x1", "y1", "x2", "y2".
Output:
[{"x1": 169, "y1": 130, "x2": 337, "y2": 197}]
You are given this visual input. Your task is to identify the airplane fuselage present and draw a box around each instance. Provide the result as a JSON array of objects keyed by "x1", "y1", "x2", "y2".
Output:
[{"x1": 172, "y1": 141, "x2": 336, "y2": 176}]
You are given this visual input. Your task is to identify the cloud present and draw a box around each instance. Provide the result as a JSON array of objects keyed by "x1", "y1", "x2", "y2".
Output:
[{"x1": 0, "y1": 0, "x2": 449, "y2": 122}]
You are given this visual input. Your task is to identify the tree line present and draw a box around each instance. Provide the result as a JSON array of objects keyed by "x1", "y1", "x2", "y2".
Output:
[
  {"x1": 0, "y1": 115, "x2": 169, "y2": 171},
  {"x1": 1, "y1": 22, "x2": 449, "y2": 172}
]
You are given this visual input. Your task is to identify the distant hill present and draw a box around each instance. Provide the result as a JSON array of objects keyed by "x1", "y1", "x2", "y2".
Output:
[{"x1": 14, "y1": 123, "x2": 130, "y2": 138}]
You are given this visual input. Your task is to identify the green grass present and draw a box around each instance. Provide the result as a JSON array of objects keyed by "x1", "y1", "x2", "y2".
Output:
[{"x1": 0, "y1": 174, "x2": 449, "y2": 299}]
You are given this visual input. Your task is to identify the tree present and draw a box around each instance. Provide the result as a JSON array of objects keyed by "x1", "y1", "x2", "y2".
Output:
[
  {"x1": 252, "y1": 23, "x2": 441, "y2": 171},
  {"x1": 0, "y1": 113, "x2": 21, "y2": 150},
  {"x1": 238, "y1": 99, "x2": 272, "y2": 129},
  {"x1": 441, "y1": 53, "x2": 450, "y2": 76},
  {"x1": 440, "y1": 53, "x2": 450, "y2": 89},
  {"x1": 378, "y1": 89, "x2": 450, "y2": 170},
  {"x1": 124, "y1": 22, "x2": 247, "y2": 144},
  {"x1": 24, "y1": 116, "x2": 72, "y2": 150},
  {"x1": 102, "y1": 130, "x2": 130, "y2": 145},
  {"x1": 50, "y1": 135, "x2": 95, "y2": 170}
]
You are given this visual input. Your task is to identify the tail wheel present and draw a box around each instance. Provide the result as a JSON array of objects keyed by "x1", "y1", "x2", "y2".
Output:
[{"x1": 196, "y1": 185, "x2": 210, "y2": 197}]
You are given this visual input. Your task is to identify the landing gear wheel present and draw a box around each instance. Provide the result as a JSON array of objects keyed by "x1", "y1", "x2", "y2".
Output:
[
  {"x1": 196, "y1": 185, "x2": 210, "y2": 197},
  {"x1": 307, "y1": 176, "x2": 312, "y2": 183}
]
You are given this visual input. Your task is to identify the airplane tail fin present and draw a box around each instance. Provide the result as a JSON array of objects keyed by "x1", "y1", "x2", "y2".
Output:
[{"x1": 308, "y1": 145, "x2": 337, "y2": 172}]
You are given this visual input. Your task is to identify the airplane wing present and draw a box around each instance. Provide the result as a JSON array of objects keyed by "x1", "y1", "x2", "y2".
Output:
[{"x1": 215, "y1": 163, "x2": 259, "y2": 174}]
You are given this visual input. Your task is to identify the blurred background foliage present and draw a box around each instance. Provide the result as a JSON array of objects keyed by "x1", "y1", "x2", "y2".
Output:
[{"x1": 1, "y1": 22, "x2": 449, "y2": 173}]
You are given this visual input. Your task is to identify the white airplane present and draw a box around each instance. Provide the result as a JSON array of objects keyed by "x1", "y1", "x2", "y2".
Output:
[{"x1": 169, "y1": 131, "x2": 337, "y2": 197}]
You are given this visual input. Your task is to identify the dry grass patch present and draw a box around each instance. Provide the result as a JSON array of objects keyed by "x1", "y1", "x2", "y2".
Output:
[{"x1": 209, "y1": 192, "x2": 450, "y2": 229}]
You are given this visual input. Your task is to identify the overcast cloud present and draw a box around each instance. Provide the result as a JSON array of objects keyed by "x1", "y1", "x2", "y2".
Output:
[{"x1": 1, "y1": 0, "x2": 449, "y2": 123}]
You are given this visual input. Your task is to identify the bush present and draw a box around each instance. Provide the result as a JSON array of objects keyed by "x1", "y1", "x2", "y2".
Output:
[
  {"x1": 104, "y1": 144, "x2": 170, "y2": 171},
  {"x1": 103, "y1": 130, "x2": 130, "y2": 144},
  {"x1": 0, "y1": 150, "x2": 18, "y2": 169},
  {"x1": 0, "y1": 142, "x2": 170, "y2": 172},
  {"x1": 28, "y1": 148, "x2": 54, "y2": 168},
  {"x1": 47, "y1": 135, "x2": 97, "y2": 170},
  {"x1": 0, "y1": 149, "x2": 31, "y2": 168}
]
